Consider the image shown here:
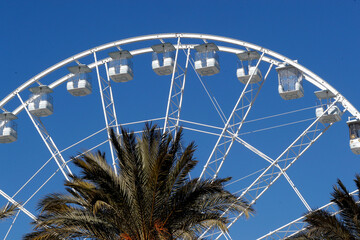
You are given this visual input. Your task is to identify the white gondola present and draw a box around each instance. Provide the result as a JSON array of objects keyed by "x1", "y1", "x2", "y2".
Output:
[
  {"x1": 108, "y1": 50, "x2": 134, "y2": 82},
  {"x1": 28, "y1": 85, "x2": 54, "y2": 117},
  {"x1": 236, "y1": 51, "x2": 262, "y2": 84},
  {"x1": 277, "y1": 64, "x2": 304, "y2": 100},
  {"x1": 67, "y1": 64, "x2": 92, "y2": 96},
  {"x1": 194, "y1": 43, "x2": 220, "y2": 76},
  {"x1": 314, "y1": 90, "x2": 342, "y2": 124},
  {"x1": 347, "y1": 118, "x2": 360, "y2": 155},
  {"x1": 0, "y1": 112, "x2": 17, "y2": 143},
  {"x1": 151, "y1": 43, "x2": 176, "y2": 76}
]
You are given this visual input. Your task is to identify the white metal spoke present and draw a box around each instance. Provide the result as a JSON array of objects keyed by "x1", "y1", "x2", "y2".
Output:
[
  {"x1": 17, "y1": 94, "x2": 71, "y2": 181},
  {"x1": 281, "y1": 171, "x2": 312, "y2": 211},
  {"x1": 104, "y1": 62, "x2": 120, "y2": 136},
  {"x1": 163, "y1": 37, "x2": 190, "y2": 135},
  {"x1": 0, "y1": 189, "x2": 36, "y2": 221},
  {"x1": 232, "y1": 134, "x2": 312, "y2": 211},
  {"x1": 198, "y1": 59, "x2": 272, "y2": 181},
  {"x1": 209, "y1": 99, "x2": 341, "y2": 240},
  {"x1": 2, "y1": 163, "x2": 62, "y2": 238},
  {"x1": 188, "y1": 56, "x2": 227, "y2": 125},
  {"x1": 59, "y1": 117, "x2": 165, "y2": 158},
  {"x1": 257, "y1": 189, "x2": 358, "y2": 239},
  {"x1": 172, "y1": 48, "x2": 190, "y2": 133},
  {"x1": 94, "y1": 52, "x2": 120, "y2": 175},
  {"x1": 4, "y1": 210, "x2": 21, "y2": 240}
]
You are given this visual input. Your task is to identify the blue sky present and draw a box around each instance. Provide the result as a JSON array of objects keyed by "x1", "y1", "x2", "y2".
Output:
[{"x1": 1, "y1": 0, "x2": 360, "y2": 239}]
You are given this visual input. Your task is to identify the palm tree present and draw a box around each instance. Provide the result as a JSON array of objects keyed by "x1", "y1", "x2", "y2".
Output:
[
  {"x1": 25, "y1": 124, "x2": 253, "y2": 240},
  {"x1": 0, "y1": 204, "x2": 17, "y2": 221},
  {"x1": 290, "y1": 175, "x2": 360, "y2": 239}
]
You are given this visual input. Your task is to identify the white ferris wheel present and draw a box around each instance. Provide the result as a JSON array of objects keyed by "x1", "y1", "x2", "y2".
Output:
[{"x1": 0, "y1": 33, "x2": 359, "y2": 239}]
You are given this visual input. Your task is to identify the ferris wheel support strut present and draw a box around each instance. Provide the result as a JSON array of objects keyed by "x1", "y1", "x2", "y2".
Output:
[
  {"x1": 257, "y1": 188, "x2": 359, "y2": 239},
  {"x1": 93, "y1": 52, "x2": 120, "y2": 175},
  {"x1": 163, "y1": 37, "x2": 181, "y2": 134},
  {"x1": 0, "y1": 189, "x2": 37, "y2": 221},
  {"x1": 17, "y1": 93, "x2": 72, "y2": 181},
  {"x1": 198, "y1": 56, "x2": 270, "y2": 181},
  {"x1": 173, "y1": 47, "x2": 191, "y2": 134},
  {"x1": 232, "y1": 135, "x2": 312, "y2": 211},
  {"x1": 209, "y1": 99, "x2": 341, "y2": 240},
  {"x1": 257, "y1": 109, "x2": 353, "y2": 240},
  {"x1": 104, "y1": 62, "x2": 120, "y2": 136},
  {"x1": 163, "y1": 47, "x2": 191, "y2": 135}
]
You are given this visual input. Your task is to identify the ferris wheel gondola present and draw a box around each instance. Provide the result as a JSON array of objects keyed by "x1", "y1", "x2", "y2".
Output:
[
  {"x1": 28, "y1": 85, "x2": 54, "y2": 117},
  {"x1": 67, "y1": 64, "x2": 92, "y2": 96},
  {"x1": 236, "y1": 50, "x2": 263, "y2": 84},
  {"x1": 108, "y1": 50, "x2": 134, "y2": 82},
  {"x1": 0, "y1": 112, "x2": 17, "y2": 144},
  {"x1": 194, "y1": 42, "x2": 220, "y2": 76},
  {"x1": 348, "y1": 118, "x2": 360, "y2": 155},
  {"x1": 277, "y1": 64, "x2": 304, "y2": 100}
]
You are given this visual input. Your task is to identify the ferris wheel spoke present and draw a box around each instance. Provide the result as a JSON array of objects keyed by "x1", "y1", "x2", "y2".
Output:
[
  {"x1": 2, "y1": 162, "x2": 63, "y2": 238},
  {"x1": 163, "y1": 38, "x2": 191, "y2": 135},
  {"x1": 257, "y1": 189, "x2": 358, "y2": 240},
  {"x1": 0, "y1": 189, "x2": 37, "y2": 222},
  {"x1": 16, "y1": 93, "x2": 72, "y2": 181},
  {"x1": 188, "y1": 57, "x2": 228, "y2": 125},
  {"x1": 231, "y1": 134, "x2": 312, "y2": 211},
  {"x1": 93, "y1": 52, "x2": 120, "y2": 175},
  {"x1": 209, "y1": 98, "x2": 342, "y2": 240},
  {"x1": 198, "y1": 59, "x2": 273, "y2": 181}
]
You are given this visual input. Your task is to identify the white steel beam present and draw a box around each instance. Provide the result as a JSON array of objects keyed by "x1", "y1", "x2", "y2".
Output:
[
  {"x1": 174, "y1": 48, "x2": 190, "y2": 132},
  {"x1": 208, "y1": 99, "x2": 341, "y2": 240},
  {"x1": 232, "y1": 134, "x2": 312, "y2": 211},
  {"x1": 257, "y1": 189, "x2": 358, "y2": 240},
  {"x1": 198, "y1": 58, "x2": 271, "y2": 181},
  {"x1": 0, "y1": 189, "x2": 37, "y2": 221},
  {"x1": 93, "y1": 52, "x2": 119, "y2": 175},
  {"x1": 104, "y1": 62, "x2": 120, "y2": 136},
  {"x1": 163, "y1": 44, "x2": 191, "y2": 135},
  {"x1": 17, "y1": 94, "x2": 72, "y2": 181},
  {"x1": 163, "y1": 37, "x2": 181, "y2": 133}
]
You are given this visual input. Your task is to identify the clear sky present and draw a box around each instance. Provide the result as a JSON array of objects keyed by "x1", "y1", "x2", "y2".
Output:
[{"x1": 1, "y1": 0, "x2": 360, "y2": 239}]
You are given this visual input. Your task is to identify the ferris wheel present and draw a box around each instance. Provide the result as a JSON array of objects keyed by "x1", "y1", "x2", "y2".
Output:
[{"x1": 0, "y1": 33, "x2": 359, "y2": 239}]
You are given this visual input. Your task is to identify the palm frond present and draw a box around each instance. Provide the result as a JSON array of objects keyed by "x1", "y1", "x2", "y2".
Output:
[
  {"x1": 0, "y1": 203, "x2": 17, "y2": 220},
  {"x1": 291, "y1": 175, "x2": 360, "y2": 240},
  {"x1": 25, "y1": 124, "x2": 252, "y2": 240}
]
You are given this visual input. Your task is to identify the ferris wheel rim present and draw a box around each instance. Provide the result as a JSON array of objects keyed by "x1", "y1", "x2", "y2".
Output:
[{"x1": 1, "y1": 32, "x2": 359, "y2": 120}]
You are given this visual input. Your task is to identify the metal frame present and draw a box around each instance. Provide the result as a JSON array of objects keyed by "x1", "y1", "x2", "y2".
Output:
[
  {"x1": 163, "y1": 38, "x2": 191, "y2": 135},
  {"x1": 232, "y1": 135, "x2": 312, "y2": 212},
  {"x1": 0, "y1": 189, "x2": 37, "y2": 221},
  {"x1": 17, "y1": 93, "x2": 72, "y2": 181},
  {"x1": 207, "y1": 99, "x2": 341, "y2": 240},
  {"x1": 257, "y1": 188, "x2": 358, "y2": 239},
  {"x1": 198, "y1": 53, "x2": 267, "y2": 181},
  {"x1": 0, "y1": 33, "x2": 359, "y2": 239},
  {"x1": 94, "y1": 52, "x2": 120, "y2": 174}
]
